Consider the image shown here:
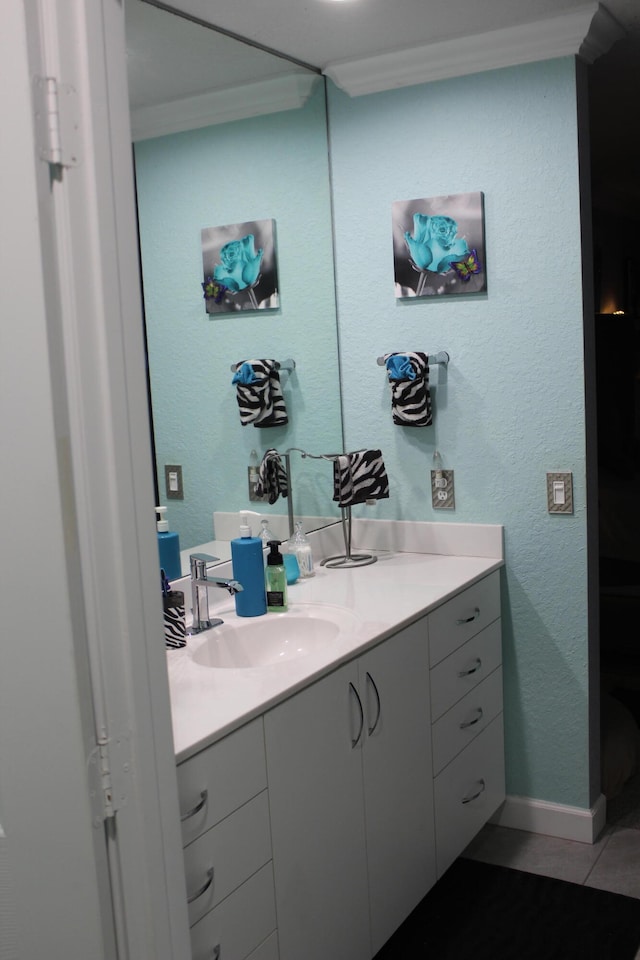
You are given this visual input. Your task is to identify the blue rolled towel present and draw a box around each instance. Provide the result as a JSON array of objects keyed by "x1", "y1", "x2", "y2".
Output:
[
  {"x1": 385, "y1": 354, "x2": 416, "y2": 381},
  {"x1": 232, "y1": 361, "x2": 257, "y2": 385}
]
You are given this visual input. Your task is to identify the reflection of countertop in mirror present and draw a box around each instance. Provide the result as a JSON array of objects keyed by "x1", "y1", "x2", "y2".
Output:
[
  {"x1": 179, "y1": 541, "x2": 232, "y2": 577},
  {"x1": 166, "y1": 520, "x2": 504, "y2": 762}
]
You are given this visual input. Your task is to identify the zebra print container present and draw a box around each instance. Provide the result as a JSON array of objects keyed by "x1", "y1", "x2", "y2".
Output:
[{"x1": 163, "y1": 590, "x2": 186, "y2": 649}]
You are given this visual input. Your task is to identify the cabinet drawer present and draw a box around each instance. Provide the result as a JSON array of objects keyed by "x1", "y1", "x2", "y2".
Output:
[
  {"x1": 433, "y1": 715, "x2": 505, "y2": 878},
  {"x1": 430, "y1": 619, "x2": 501, "y2": 721},
  {"x1": 189, "y1": 862, "x2": 277, "y2": 960},
  {"x1": 178, "y1": 718, "x2": 267, "y2": 846},
  {"x1": 247, "y1": 932, "x2": 279, "y2": 960},
  {"x1": 184, "y1": 791, "x2": 272, "y2": 927},
  {"x1": 432, "y1": 667, "x2": 503, "y2": 775},
  {"x1": 428, "y1": 571, "x2": 501, "y2": 667}
]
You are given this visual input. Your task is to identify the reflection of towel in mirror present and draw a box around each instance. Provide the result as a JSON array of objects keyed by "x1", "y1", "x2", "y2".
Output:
[
  {"x1": 383, "y1": 351, "x2": 431, "y2": 426},
  {"x1": 333, "y1": 450, "x2": 390, "y2": 507},
  {"x1": 232, "y1": 358, "x2": 288, "y2": 427},
  {"x1": 255, "y1": 448, "x2": 289, "y2": 504}
]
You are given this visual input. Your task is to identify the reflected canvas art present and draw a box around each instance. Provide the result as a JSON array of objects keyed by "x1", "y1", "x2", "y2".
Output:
[
  {"x1": 202, "y1": 218, "x2": 279, "y2": 314},
  {"x1": 393, "y1": 192, "x2": 486, "y2": 299}
]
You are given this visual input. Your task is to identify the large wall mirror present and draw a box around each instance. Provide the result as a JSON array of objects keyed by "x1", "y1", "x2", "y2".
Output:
[{"x1": 126, "y1": 0, "x2": 343, "y2": 564}]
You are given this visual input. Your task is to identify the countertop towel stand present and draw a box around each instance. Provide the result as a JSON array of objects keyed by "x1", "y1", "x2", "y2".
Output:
[
  {"x1": 286, "y1": 447, "x2": 377, "y2": 569},
  {"x1": 376, "y1": 351, "x2": 449, "y2": 366}
]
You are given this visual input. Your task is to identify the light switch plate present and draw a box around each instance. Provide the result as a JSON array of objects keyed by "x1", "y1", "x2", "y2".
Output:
[
  {"x1": 165, "y1": 464, "x2": 184, "y2": 500},
  {"x1": 431, "y1": 470, "x2": 455, "y2": 510},
  {"x1": 546, "y1": 472, "x2": 573, "y2": 514}
]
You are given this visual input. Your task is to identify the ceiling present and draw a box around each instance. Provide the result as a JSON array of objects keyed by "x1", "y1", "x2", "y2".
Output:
[
  {"x1": 130, "y1": 0, "x2": 640, "y2": 214},
  {"x1": 140, "y1": 0, "x2": 639, "y2": 72}
]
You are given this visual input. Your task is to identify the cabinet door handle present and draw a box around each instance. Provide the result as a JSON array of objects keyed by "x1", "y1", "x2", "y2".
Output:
[
  {"x1": 349, "y1": 682, "x2": 364, "y2": 748},
  {"x1": 456, "y1": 607, "x2": 480, "y2": 625},
  {"x1": 458, "y1": 657, "x2": 482, "y2": 678},
  {"x1": 210, "y1": 947, "x2": 220, "y2": 959},
  {"x1": 366, "y1": 672, "x2": 381, "y2": 736},
  {"x1": 187, "y1": 866, "x2": 214, "y2": 904},
  {"x1": 460, "y1": 707, "x2": 483, "y2": 729},
  {"x1": 461, "y1": 779, "x2": 486, "y2": 804},
  {"x1": 180, "y1": 788, "x2": 208, "y2": 823}
]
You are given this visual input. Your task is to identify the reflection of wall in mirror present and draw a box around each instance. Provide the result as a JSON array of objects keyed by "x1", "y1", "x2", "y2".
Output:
[{"x1": 135, "y1": 82, "x2": 343, "y2": 552}]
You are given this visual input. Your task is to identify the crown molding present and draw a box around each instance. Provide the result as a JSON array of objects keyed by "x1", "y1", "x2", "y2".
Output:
[
  {"x1": 131, "y1": 72, "x2": 320, "y2": 142},
  {"x1": 578, "y1": 4, "x2": 626, "y2": 62},
  {"x1": 324, "y1": 3, "x2": 623, "y2": 97}
]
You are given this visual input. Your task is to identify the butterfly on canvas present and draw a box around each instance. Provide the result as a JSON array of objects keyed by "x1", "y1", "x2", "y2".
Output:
[
  {"x1": 202, "y1": 277, "x2": 228, "y2": 303},
  {"x1": 451, "y1": 249, "x2": 482, "y2": 282}
]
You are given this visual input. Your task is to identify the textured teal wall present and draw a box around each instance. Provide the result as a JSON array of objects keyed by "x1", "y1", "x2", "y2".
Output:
[
  {"x1": 135, "y1": 82, "x2": 342, "y2": 549},
  {"x1": 327, "y1": 58, "x2": 591, "y2": 807}
]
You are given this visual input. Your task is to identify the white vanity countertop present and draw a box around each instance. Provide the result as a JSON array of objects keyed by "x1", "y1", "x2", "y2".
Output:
[{"x1": 166, "y1": 548, "x2": 503, "y2": 763}]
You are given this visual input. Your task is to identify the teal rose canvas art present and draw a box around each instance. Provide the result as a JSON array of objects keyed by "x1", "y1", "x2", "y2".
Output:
[
  {"x1": 393, "y1": 192, "x2": 486, "y2": 298},
  {"x1": 201, "y1": 218, "x2": 279, "y2": 314}
]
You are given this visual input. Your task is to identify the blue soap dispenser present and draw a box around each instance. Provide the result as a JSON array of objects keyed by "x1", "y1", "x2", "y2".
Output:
[
  {"x1": 155, "y1": 506, "x2": 181, "y2": 580},
  {"x1": 231, "y1": 514, "x2": 267, "y2": 617}
]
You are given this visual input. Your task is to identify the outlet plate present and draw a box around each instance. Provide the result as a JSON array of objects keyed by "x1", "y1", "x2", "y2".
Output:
[
  {"x1": 546, "y1": 472, "x2": 573, "y2": 514},
  {"x1": 164, "y1": 464, "x2": 184, "y2": 500},
  {"x1": 248, "y1": 467, "x2": 266, "y2": 502},
  {"x1": 431, "y1": 470, "x2": 455, "y2": 510}
]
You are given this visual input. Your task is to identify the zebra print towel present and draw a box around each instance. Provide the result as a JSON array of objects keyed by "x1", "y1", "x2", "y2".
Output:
[
  {"x1": 333, "y1": 450, "x2": 390, "y2": 507},
  {"x1": 232, "y1": 358, "x2": 288, "y2": 427},
  {"x1": 255, "y1": 448, "x2": 289, "y2": 504},
  {"x1": 384, "y1": 351, "x2": 432, "y2": 426}
]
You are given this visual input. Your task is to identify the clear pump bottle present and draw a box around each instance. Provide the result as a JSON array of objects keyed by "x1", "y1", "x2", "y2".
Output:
[
  {"x1": 260, "y1": 518, "x2": 274, "y2": 547},
  {"x1": 293, "y1": 521, "x2": 314, "y2": 578}
]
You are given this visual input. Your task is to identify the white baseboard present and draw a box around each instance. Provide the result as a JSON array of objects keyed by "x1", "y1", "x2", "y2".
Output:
[{"x1": 491, "y1": 793, "x2": 607, "y2": 844}]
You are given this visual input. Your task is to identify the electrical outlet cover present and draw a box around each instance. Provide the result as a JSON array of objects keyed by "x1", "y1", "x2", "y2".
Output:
[{"x1": 431, "y1": 470, "x2": 455, "y2": 510}]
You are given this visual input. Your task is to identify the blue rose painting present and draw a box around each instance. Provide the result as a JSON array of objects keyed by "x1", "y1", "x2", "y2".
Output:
[
  {"x1": 393, "y1": 192, "x2": 486, "y2": 299},
  {"x1": 201, "y1": 218, "x2": 279, "y2": 314}
]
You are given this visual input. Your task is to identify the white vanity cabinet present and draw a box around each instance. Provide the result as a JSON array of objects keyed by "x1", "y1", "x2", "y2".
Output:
[
  {"x1": 176, "y1": 718, "x2": 278, "y2": 960},
  {"x1": 427, "y1": 570, "x2": 505, "y2": 877},
  {"x1": 264, "y1": 618, "x2": 436, "y2": 960},
  {"x1": 171, "y1": 563, "x2": 505, "y2": 960}
]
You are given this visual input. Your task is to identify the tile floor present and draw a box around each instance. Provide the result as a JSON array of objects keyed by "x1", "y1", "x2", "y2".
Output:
[{"x1": 461, "y1": 773, "x2": 640, "y2": 959}]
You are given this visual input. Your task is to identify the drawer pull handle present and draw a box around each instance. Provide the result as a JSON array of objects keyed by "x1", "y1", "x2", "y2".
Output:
[
  {"x1": 366, "y1": 672, "x2": 381, "y2": 736},
  {"x1": 187, "y1": 866, "x2": 214, "y2": 904},
  {"x1": 461, "y1": 779, "x2": 486, "y2": 804},
  {"x1": 456, "y1": 607, "x2": 480, "y2": 625},
  {"x1": 460, "y1": 707, "x2": 483, "y2": 730},
  {"x1": 180, "y1": 789, "x2": 208, "y2": 823},
  {"x1": 349, "y1": 682, "x2": 364, "y2": 748},
  {"x1": 458, "y1": 658, "x2": 482, "y2": 678}
]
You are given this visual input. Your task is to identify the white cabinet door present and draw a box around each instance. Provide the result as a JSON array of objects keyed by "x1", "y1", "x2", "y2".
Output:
[
  {"x1": 359, "y1": 620, "x2": 436, "y2": 955},
  {"x1": 264, "y1": 661, "x2": 371, "y2": 960}
]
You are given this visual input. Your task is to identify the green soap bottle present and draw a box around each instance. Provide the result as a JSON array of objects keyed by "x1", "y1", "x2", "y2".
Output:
[{"x1": 265, "y1": 540, "x2": 288, "y2": 612}]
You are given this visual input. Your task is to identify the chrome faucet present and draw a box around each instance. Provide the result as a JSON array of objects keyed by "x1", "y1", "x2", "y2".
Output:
[{"x1": 189, "y1": 553, "x2": 243, "y2": 634}]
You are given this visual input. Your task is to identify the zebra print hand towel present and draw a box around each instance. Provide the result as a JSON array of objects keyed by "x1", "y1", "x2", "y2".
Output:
[
  {"x1": 255, "y1": 448, "x2": 289, "y2": 504},
  {"x1": 333, "y1": 450, "x2": 390, "y2": 507},
  {"x1": 232, "y1": 358, "x2": 288, "y2": 427},
  {"x1": 384, "y1": 351, "x2": 432, "y2": 426}
]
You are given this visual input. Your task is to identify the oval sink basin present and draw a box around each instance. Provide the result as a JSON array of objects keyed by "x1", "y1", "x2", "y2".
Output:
[{"x1": 190, "y1": 603, "x2": 359, "y2": 669}]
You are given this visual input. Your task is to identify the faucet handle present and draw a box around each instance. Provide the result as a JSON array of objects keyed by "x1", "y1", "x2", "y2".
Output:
[{"x1": 189, "y1": 553, "x2": 220, "y2": 578}]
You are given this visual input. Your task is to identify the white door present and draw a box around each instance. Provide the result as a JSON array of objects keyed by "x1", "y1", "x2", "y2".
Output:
[
  {"x1": 264, "y1": 662, "x2": 372, "y2": 960},
  {"x1": 0, "y1": 1, "x2": 191, "y2": 957}
]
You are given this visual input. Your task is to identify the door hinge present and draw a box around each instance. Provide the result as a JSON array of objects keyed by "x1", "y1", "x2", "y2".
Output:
[
  {"x1": 88, "y1": 733, "x2": 132, "y2": 828},
  {"x1": 33, "y1": 76, "x2": 80, "y2": 169}
]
